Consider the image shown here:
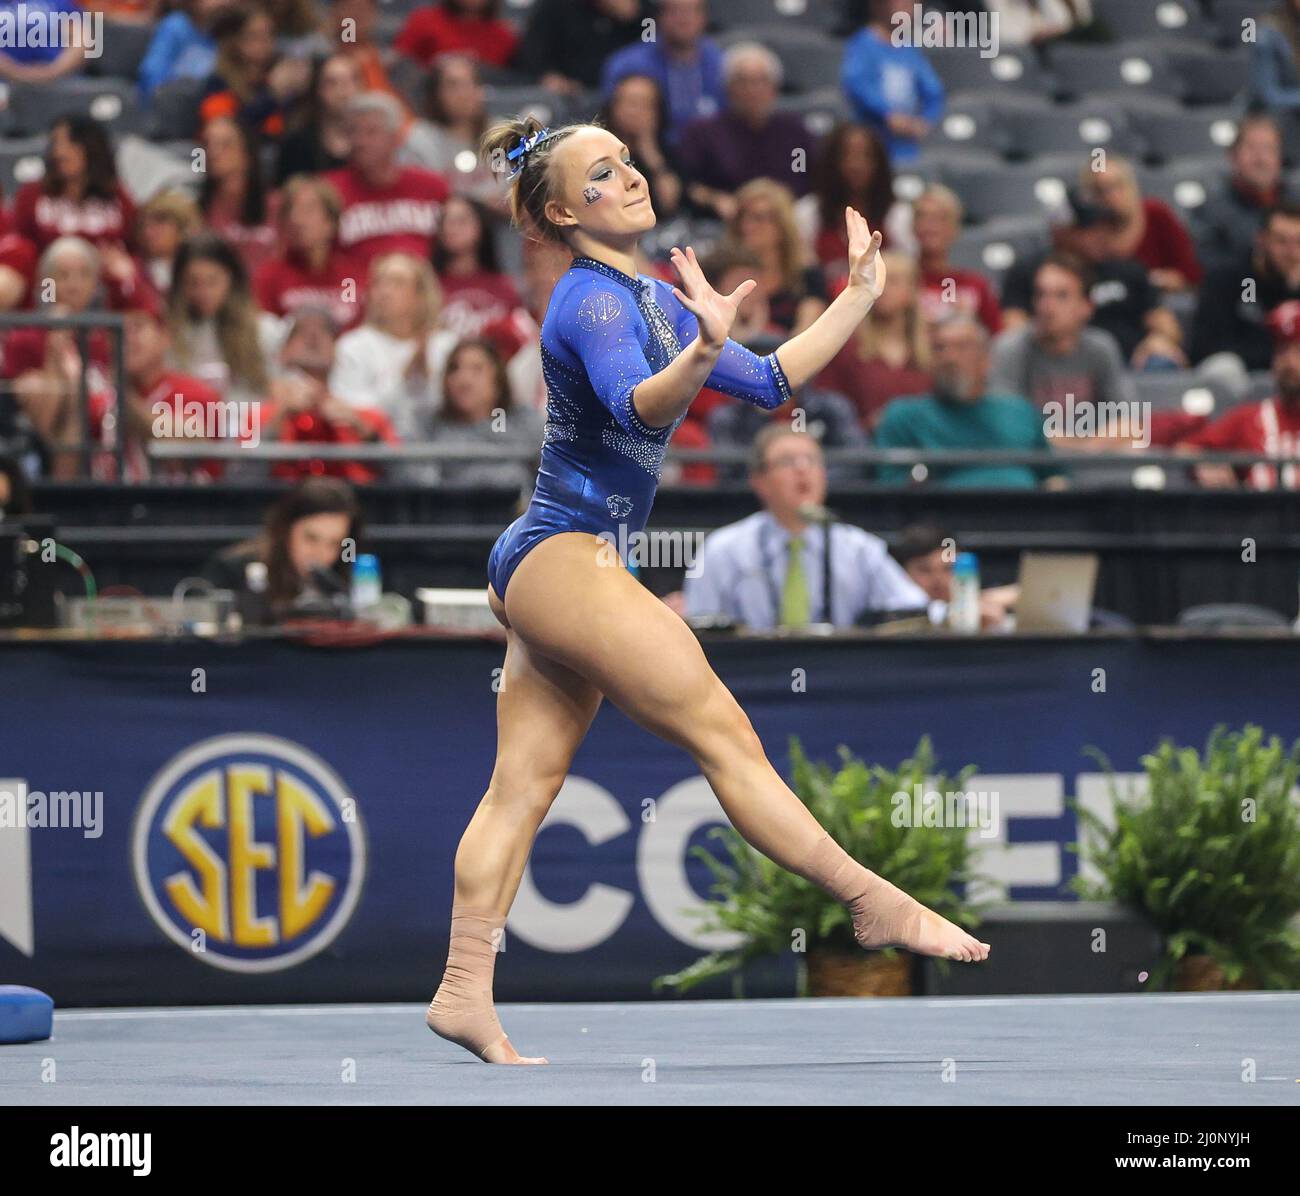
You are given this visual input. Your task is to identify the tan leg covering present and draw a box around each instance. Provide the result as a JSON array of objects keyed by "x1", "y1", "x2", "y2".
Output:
[
  {"x1": 425, "y1": 907, "x2": 509, "y2": 1059},
  {"x1": 800, "y1": 833, "x2": 925, "y2": 950}
]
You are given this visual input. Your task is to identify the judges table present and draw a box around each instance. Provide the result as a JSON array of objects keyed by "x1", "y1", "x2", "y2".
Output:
[{"x1": 1, "y1": 627, "x2": 1296, "y2": 1005}]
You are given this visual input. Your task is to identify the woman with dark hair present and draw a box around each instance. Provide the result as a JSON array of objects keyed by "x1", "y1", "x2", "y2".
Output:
[
  {"x1": 433, "y1": 195, "x2": 524, "y2": 339},
  {"x1": 600, "y1": 73, "x2": 681, "y2": 219},
  {"x1": 198, "y1": 4, "x2": 311, "y2": 140},
  {"x1": 200, "y1": 477, "x2": 365, "y2": 622},
  {"x1": 394, "y1": 0, "x2": 518, "y2": 70},
  {"x1": 200, "y1": 116, "x2": 279, "y2": 279},
  {"x1": 13, "y1": 117, "x2": 135, "y2": 253},
  {"x1": 275, "y1": 52, "x2": 363, "y2": 184},
  {"x1": 400, "y1": 53, "x2": 502, "y2": 212},
  {"x1": 167, "y1": 232, "x2": 276, "y2": 405},
  {"x1": 796, "y1": 121, "x2": 914, "y2": 286},
  {"x1": 422, "y1": 337, "x2": 543, "y2": 488}
]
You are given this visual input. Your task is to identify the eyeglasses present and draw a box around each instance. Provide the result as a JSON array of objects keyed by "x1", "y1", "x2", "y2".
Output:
[{"x1": 764, "y1": 452, "x2": 821, "y2": 471}]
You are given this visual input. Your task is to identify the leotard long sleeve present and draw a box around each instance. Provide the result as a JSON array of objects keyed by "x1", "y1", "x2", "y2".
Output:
[{"x1": 487, "y1": 254, "x2": 792, "y2": 600}]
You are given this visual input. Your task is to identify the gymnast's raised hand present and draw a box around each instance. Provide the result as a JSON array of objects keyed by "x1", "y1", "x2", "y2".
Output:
[{"x1": 668, "y1": 244, "x2": 756, "y2": 351}]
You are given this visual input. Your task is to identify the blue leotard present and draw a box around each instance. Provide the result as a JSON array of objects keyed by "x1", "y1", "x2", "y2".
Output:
[{"x1": 487, "y1": 254, "x2": 793, "y2": 600}]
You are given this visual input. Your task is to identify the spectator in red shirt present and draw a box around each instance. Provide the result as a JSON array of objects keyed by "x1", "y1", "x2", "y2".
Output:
[
  {"x1": 912, "y1": 183, "x2": 1002, "y2": 335},
  {"x1": 816, "y1": 250, "x2": 933, "y2": 432},
  {"x1": 325, "y1": 92, "x2": 450, "y2": 272},
  {"x1": 264, "y1": 307, "x2": 397, "y2": 483},
  {"x1": 112, "y1": 303, "x2": 229, "y2": 482},
  {"x1": 3, "y1": 237, "x2": 114, "y2": 477},
  {"x1": 797, "y1": 121, "x2": 913, "y2": 287},
  {"x1": 199, "y1": 4, "x2": 311, "y2": 140},
  {"x1": 1181, "y1": 298, "x2": 1300, "y2": 490},
  {"x1": 1079, "y1": 156, "x2": 1203, "y2": 292},
  {"x1": 199, "y1": 116, "x2": 280, "y2": 281},
  {"x1": 255, "y1": 175, "x2": 365, "y2": 332},
  {"x1": 12, "y1": 116, "x2": 136, "y2": 254},
  {"x1": 433, "y1": 195, "x2": 524, "y2": 339},
  {"x1": 395, "y1": 0, "x2": 518, "y2": 70}
]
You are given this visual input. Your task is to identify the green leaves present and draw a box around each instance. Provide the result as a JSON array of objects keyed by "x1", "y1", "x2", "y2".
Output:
[
  {"x1": 1069, "y1": 724, "x2": 1300, "y2": 989},
  {"x1": 654, "y1": 735, "x2": 988, "y2": 995}
]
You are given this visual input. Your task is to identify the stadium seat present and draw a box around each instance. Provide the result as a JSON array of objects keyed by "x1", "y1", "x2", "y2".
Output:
[
  {"x1": 928, "y1": 96, "x2": 1011, "y2": 157},
  {"x1": 1001, "y1": 103, "x2": 1146, "y2": 161},
  {"x1": 1132, "y1": 373, "x2": 1217, "y2": 414},
  {"x1": 1163, "y1": 46, "x2": 1251, "y2": 107},
  {"x1": 3, "y1": 79, "x2": 143, "y2": 138},
  {"x1": 1211, "y1": 0, "x2": 1261, "y2": 48},
  {"x1": 925, "y1": 44, "x2": 1054, "y2": 101},
  {"x1": 1177, "y1": 604, "x2": 1291, "y2": 629},
  {"x1": 774, "y1": 86, "x2": 851, "y2": 128},
  {"x1": 1092, "y1": 0, "x2": 1211, "y2": 43},
  {"x1": 1046, "y1": 42, "x2": 1184, "y2": 104},
  {"x1": 0, "y1": 137, "x2": 45, "y2": 197},
  {"x1": 86, "y1": 21, "x2": 154, "y2": 80},
  {"x1": 948, "y1": 217, "x2": 1050, "y2": 287},
  {"x1": 715, "y1": 26, "x2": 844, "y2": 95},
  {"x1": 709, "y1": 0, "x2": 842, "y2": 33},
  {"x1": 940, "y1": 161, "x2": 1070, "y2": 225},
  {"x1": 1128, "y1": 108, "x2": 1240, "y2": 166},
  {"x1": 144, "y1": 78, "x2": 204, "y2": 141}
]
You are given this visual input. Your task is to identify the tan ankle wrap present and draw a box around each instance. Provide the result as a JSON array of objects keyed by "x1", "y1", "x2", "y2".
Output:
[{"x1": 426, "y1": 907, "x2": 509, "y2": 1059}]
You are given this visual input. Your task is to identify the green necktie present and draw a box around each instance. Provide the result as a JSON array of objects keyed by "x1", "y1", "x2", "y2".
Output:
[{"x1": 779, "y1": 534, "x2": 811, "y2": 627}]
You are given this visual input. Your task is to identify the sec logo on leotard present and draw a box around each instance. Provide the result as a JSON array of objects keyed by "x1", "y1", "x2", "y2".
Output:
[
  {"x1": 131, "y1": 734, "x2": 366, "y2": 973},
  {"x1": 577, "y1": 289, "x2": 622, "y2": 330}
]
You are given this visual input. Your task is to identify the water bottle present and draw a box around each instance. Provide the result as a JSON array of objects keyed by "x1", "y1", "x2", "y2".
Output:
[
  {"x1": 948, "y1": 552, "x2": 981, "y2": 634},
  {"x1": 351, "y1": 553, "x2": 382, "y2": 611},
  {"x1": 240, "y1": 560, "x2": 271, "y2": 627}
]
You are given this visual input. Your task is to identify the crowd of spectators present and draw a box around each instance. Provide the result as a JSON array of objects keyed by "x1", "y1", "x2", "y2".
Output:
[{"x1": 0, "y1": 0, "x2": 1298, "y2": 498}]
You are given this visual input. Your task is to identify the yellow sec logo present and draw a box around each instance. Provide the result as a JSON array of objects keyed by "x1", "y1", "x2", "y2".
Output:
[{"x1": 132, "y1": 734, "x2": 366, "y2": 972}]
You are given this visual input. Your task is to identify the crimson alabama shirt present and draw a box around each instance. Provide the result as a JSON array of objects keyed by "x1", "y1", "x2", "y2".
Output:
[{"x1": 324, "y1": 165, "x2": 449, "y2": 272}]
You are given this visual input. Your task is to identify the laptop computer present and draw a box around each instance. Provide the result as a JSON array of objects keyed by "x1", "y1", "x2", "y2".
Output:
[{"x1": 1014, "y1": 552, "x2": 1099, "y2": 633}]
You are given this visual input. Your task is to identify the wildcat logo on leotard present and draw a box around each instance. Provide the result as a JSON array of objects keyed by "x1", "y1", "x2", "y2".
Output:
[
  {"x1": 606, "y1": 494, "x2": 634, "y2": 518},
  {"x1": 577, "y1": 290, "x2": 622, "y2": 331}
]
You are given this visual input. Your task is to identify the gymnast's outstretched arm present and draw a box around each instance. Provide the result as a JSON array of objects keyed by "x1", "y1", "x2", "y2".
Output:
[{"x1": 772, "y1": 207, "x2": 886, "y2": 390}]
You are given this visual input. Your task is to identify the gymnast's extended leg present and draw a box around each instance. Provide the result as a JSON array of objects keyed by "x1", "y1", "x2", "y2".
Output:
[
  {"x1": 426, "y1": 611, "x2": 603, "y2": 1064},
  {"x1": 504, "y1": 532, "x2": 991, "y2": 964}
]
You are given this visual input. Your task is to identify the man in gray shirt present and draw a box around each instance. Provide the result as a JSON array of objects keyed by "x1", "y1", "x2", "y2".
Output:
[{"x1": 988, "y1": 252, "x2": 1137, "y2": 415}]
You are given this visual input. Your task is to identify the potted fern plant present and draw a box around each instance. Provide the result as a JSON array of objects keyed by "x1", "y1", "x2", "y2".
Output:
[
  {"x1": 1071, "y1": 725, "x2": 1300, "y2": 990},
  {"x1": 655, "y1": 735, "x2": 991, "y2": 998}
]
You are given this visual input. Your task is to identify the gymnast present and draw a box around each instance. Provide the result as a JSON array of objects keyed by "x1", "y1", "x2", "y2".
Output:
[{"x1": 426, "y1": 116, "x2": 991, "y2": 1064}]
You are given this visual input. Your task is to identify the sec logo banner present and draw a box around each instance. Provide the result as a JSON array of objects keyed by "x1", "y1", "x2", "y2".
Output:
[{"x1": 132, "y1": 734, "x2": 366, "y2": 972}]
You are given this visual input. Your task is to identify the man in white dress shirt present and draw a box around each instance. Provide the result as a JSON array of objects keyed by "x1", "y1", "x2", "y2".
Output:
[{"x1": 682, "y1": 425, "x2": 944, "y2": 629}]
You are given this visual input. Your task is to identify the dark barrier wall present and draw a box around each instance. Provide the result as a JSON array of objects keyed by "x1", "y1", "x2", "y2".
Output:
[
  {"x1": 27, "y1": 483, "x2": 1300, "y2": 624},
  {"x1": 1, "y1": 633, "x2": 1297, "y2": 1007}
]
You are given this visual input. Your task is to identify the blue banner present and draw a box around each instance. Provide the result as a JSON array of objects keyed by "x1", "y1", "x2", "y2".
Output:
[{"x1": 1, "y1": 634, "x2": 1295, "y2": 1005}]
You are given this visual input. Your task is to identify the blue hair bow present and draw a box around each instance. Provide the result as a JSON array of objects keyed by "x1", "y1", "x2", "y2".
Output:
[{"x1": 505, "y1": 126, "x2": 553, "y2": 179}]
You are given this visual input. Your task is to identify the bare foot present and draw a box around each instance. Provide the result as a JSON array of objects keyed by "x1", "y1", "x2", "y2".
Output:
[
  {"x1": 849, "y1": 872, "x2": 991, "y2": 962},
  {"x1": 425, "y1": 1003, "x2": 549, "y2": 1064}
]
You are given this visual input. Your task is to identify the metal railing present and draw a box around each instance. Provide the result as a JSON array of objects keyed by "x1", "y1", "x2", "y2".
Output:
[{"x1": 0, "y1": 311, "x2": 126, "y2": 480}]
